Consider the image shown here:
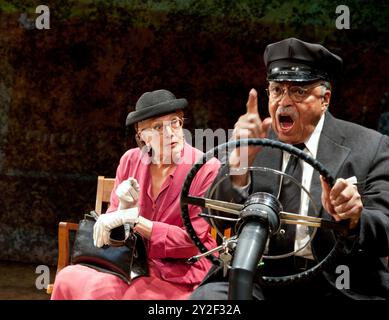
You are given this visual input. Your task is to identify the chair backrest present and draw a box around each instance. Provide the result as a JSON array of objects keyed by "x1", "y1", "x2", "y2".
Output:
[{"x1": 95, "y1": 176, "x2": 115, "y2": 215}]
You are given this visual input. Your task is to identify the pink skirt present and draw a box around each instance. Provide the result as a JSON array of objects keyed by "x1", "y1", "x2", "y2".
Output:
[{"x1": 51, "y1": 264, "x2": 195, "y2": 300}]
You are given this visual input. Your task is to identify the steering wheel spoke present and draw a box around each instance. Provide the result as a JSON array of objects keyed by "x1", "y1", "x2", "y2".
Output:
[
  {"x1": 199, "y1": 213, "x2": 239, "y2": 222},
  {"x1": 183, "y1": 195, "x2": 242, "y2": 215},
  {"x1": 280, "y1": 211, "x2": 348, "y2": 234}
]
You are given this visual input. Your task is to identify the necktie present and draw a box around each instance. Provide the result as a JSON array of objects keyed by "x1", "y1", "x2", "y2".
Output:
[{"x1": 268, "y1": 143, "x2": 304, "y2": 256}]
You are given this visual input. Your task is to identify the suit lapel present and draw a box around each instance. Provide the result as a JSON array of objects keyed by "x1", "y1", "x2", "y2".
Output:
[{"x1": 308, "y1": 112, "x2": 351, "y2": 218}]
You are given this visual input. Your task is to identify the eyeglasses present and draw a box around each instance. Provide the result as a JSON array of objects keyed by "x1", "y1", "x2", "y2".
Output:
[
  {"x1": 138, "y1": 117, "x2": 184, "y2": 135},
  {"x1": 266, "y1": 82, "x2": 324, "y2": 103}
]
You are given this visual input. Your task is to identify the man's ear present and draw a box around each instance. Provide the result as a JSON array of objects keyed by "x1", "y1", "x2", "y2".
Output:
[{"x1": 322, "y1": 89, "x2": 331, "y2": 111}]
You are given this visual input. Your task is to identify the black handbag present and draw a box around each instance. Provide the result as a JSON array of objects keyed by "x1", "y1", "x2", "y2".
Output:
[{"x1": 71, "y1": 212, "x2": 149, "y2": 284}]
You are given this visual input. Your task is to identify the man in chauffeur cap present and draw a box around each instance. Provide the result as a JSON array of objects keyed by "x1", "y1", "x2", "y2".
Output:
[{"x1": 190, "y1": 38, "x2": 389, "y2": 300}]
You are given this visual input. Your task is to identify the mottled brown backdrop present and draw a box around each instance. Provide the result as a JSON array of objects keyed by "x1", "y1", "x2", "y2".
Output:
[{"x1": 0, "y1": 1, "x2": 388, "y2": 265}]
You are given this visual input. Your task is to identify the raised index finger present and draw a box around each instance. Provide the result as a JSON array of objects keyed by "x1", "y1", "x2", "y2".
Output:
[{"x1": 246, "y1": 88, "x2": 259, "y2": 115}]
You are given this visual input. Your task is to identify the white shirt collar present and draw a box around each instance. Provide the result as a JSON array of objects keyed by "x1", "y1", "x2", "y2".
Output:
[
  {"x1": 304, "y1": 112, "x2": 325, "y2": 158},
  {"x1": 282, "y1": 113, "x2": 325, "y2": 168}
]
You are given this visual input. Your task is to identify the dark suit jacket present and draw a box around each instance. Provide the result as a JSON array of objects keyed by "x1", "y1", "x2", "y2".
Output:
[{"x1": 212, "y1": 112, "x2": 389, "y2": 299}]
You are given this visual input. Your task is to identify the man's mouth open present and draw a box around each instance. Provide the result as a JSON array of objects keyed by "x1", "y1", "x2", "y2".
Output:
[{"x1": 279, "y1": 115, "x2": 295, "y2": 131}]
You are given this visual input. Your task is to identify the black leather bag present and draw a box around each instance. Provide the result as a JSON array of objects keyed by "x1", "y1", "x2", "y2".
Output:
[{"x1": 71, "y1": 213, "x2": 149, "y2": 284}]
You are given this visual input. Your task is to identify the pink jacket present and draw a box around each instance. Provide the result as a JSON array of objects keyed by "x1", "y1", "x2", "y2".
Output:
[{"x1": 107, "y1": 143, "x2": 220, "y2": 286}]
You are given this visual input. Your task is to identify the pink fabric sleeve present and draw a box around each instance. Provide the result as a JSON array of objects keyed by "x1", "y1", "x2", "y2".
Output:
[{"x1": 148, "y1": 159, "x2": 220, "y2": 259}]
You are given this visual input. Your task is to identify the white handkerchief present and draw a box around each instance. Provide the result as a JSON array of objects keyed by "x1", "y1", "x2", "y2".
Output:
[{"x1": 346, "y1": 176, "x2": 358, "y2": 185}]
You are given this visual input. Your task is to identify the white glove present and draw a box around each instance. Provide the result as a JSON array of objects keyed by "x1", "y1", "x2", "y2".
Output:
[
  {"x1": 115, "y1": 178, "x2": 140, "y2": 210},
  {"x1": 93, "y1": 208, "x2": 139, "y2": 248}
]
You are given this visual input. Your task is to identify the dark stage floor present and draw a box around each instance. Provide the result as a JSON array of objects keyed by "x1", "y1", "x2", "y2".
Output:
[{"x1": 0, "y1": 260, "x2": 55, "y2": 300}]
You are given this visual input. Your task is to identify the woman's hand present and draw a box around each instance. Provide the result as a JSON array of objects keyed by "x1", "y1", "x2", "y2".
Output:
[
  {"x1": 116, "y1": 177, "x2": 140, "y2": 210},
  {"x1": 93, "y1": 208, "x2": 139, "y2": 247}
]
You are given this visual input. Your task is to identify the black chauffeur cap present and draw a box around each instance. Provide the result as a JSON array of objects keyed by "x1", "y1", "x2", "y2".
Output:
[{"x1": 264, "y1": 38, "x2": 343, "y2": 82}]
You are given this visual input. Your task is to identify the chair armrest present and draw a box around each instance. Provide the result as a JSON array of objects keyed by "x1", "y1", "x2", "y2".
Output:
[
  {"x1": 57, "y1": 222, "x2": 79, "y2": 274},
  {"x1": 47, "y1": 221, "x2": 79, "y2": 294}
]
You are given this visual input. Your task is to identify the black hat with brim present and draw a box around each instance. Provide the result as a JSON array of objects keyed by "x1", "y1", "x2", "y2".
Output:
[
  {"x1": 264, "y1": 38, "x2": 343, "y2": 82},
  {"x1": 126, "y1": 89, "x2": 187, "y2": 126}
]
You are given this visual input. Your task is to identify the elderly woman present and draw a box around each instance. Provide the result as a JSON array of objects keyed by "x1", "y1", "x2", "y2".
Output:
[{"x1": 51, "y1": 89, "x2": 220, "y2": 299}]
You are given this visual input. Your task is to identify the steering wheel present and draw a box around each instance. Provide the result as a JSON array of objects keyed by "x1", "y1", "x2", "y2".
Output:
[{"x1": 180, "y1": 138, "x2": 349, "y2": 290}]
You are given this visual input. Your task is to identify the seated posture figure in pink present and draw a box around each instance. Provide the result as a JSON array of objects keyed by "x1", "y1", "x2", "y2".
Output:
[{"x1": 51, "y1": 89, "x2": 220, "y2": 299}]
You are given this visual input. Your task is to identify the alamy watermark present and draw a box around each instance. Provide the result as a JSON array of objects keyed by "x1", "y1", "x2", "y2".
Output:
[
  {"x1": 35, "y1": 265, "x2": 50, "y2": 290},
  {"x1": 336, "y1": 5, "x2": 350, "y2": 30},
  {"x1": 137, "y1": 125, "x2": 251, "y2": 171},
  {"x1": 18, "y1": 5, "x2": 350, "y2": 32},
  {"x1": 335, "y1": 264, "x2": 350, "y2": 290},
  {"x1": 18, "y1": 5, "x2": 50, "y2": 30}
]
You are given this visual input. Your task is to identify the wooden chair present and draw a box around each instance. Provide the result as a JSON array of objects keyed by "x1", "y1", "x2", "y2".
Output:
[
  {"x1": 46, "y1": 175, "x2": 230, "y2": 294},
  {"x1": 46, "y1": 176, "x2": 115, "y2": 294}
]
